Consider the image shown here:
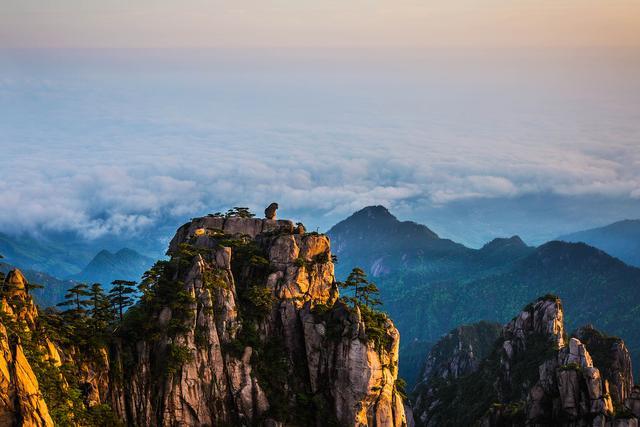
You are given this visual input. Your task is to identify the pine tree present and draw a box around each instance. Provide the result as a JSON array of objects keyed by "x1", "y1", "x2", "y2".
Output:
[
  {"x1": 25, "y1": 281, "x2": 44, "y2": 296},
  {"x1": 108, "y1": 280, "x2": 137, "y2": 321},
  {"x1": 138, "y1": 261, "x2": 169, "y2": 304},
  {"x1": 89, "y1": 283, "x2": 113, "y2": 324},
  {"x1": 225, "y1": 207, "x2": 255, "y2": 218},
  {"x1": 339, "y1": 267, "x2": 382, "y2": 308},
  {"x1": 57, "y1": 283, "x2": 92, "y2": 317}
]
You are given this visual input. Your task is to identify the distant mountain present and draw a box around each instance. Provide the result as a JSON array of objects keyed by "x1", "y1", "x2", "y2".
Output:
[
  {"x1": 0, "y1": 232, "x2": 93, "y2": 277},
  {"x1": 327, "y1": 206, "x2": 532, "y2": 281},
  {"x1": 0, "y1": 227, "x2": 169, "y2": 281},
  {"x1": 328, "y1": 206, "x2": 640, "y2": 386},
  {"x1": 558, "y1": 219, "x2": 640, "y2": 267},
  {"x1": 384, "y1": 240, "x2": 640, "y2": 382},
  {"x1": 72, "y1": 248, "x2": 155, "y2": 286},
  {"x1": 0, "y1": 261, "x2": 75, "y2": 307}
]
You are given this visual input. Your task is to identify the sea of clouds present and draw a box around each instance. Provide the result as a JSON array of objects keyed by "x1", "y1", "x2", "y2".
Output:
[{"x1": 1, "y1": 49, "x2": 639, "y2": 245}]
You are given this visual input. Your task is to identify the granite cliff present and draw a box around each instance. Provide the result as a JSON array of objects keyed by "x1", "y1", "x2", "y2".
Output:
[
  {"x1": 0, "y1": 213, "x2": 407, "y2": 426},
  {"x1": 412, "y1": 296, "x2": 639, "y2": 426}
]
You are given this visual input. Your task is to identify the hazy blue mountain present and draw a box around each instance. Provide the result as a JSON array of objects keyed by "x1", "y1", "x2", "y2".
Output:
[
  {"x1": 0, "y1": 232, "x2": 92, "y2": 278},
  {"x1": 558, "y1": 219, "x2": 640, "y2": 267},
  {"x1": 0, "y1": 226, "x2": 168, "y2": 283},
  {"x1": 0, "y1": 262, "x2": 75, "y2": 308},
  {"x1": 328, "y1": 205, "x2": 534, "y2": 281},
  {"x1": 72, "y1": 248, "x2": 155, "y2": 286}
]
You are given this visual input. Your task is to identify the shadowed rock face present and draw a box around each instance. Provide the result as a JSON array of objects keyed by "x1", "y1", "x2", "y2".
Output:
[
  {"x1": 574, "y1": 324, "x2": 635, "y2": 405},
  {"x1": 413, "y1": 295, "x2": 638, "y2": 427},
  {"x1": 412, "y1": 321, "x2": 501, "y2": 426}
]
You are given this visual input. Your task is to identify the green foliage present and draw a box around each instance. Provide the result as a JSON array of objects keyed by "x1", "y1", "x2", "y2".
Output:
[
  {"x1": 339, "y1": 267, "x2": 381, "y2": 308},
  {"x1": 338, "y1": 268, "x2": 390, "y2": 352},
  {"x1": 244, "y1": 285, "x2": 276, "y2": 318},
  {"x1": 2, "y1": 298, "x2": 118, "y2": 426},
  {"x1": 57, "y1": 283, "x2": 92, "y2": 317},
  {"x1": 202, "y1": 268, "x2": 228, "y2": 290},
  {"x1": 224, "y1": 207, "x2": 255, "y2": 218},
  {"x1": 558, "y1": 362, "x2": 582, "y2": 372},
  {"x1": 395, "y1": 377, "x2": 408, "y2": 399},
  {"x1": 108, "y1": 280, "x2": 137, "y2": 321},
  {"x1": 313, "y1": 252, "x2": 330, "y2": 264},
  {"x1": 360, "y1": 304, "x2": 393, "y2": 353},
  {"x1": 165, "y1": 343, "x2": 193, "y2": 375}
]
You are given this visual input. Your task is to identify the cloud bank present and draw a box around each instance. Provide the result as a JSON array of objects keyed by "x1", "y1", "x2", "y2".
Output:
[{"x1": 1, "y1": 49, "x2": 639, "y2": 240}]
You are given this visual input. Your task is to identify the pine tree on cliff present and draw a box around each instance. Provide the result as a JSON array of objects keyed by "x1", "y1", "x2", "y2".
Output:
[
  {"x1": 57, "y1": 283, "x2": 92, "y2": 317},
  {"x1": 340, "y1": 267, "x2": 381, "y2": 308},
  {"x1": 89, "y1": 283, "x2": 113, "y2": 325},
  {"x1": 25, "y1": 281, "x2": 44, "y2": 296},
  {"x1": 109, "y1": 280, "x2": 137, "y2": 321}
]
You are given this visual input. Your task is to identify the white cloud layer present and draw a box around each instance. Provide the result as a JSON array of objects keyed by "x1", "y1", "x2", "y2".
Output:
[{"x1": 1, "y1": 49, "x2": 639, "y2": 238}]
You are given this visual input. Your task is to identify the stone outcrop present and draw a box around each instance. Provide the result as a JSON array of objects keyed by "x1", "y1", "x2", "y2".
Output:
[
  {"x1": 0, "y1": 269, "x2": 54, "y2": 427},
  {"x1": 115, "y1": 214, "x2": 406, "y2": 426},
  {"x1": 413, "y1": 295, "x2": 639, "y2": 427},
  {"x1": 0, "y1": 214, "x2": 406, "y2": 427},
  {"x1": 264, "y1": 203, "x2": 279, "y2": 220},
  {"x1": 574, "y1": 324, "x2": 634, "y2": 405},
  {"x1": 412, "y1": 321, "x2": 502, "y2": 426}
]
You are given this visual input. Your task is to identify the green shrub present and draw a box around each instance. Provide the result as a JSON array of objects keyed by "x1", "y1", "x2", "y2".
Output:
[{"x1": 165, "y1": 344, "x2": 193, "y2": 375}]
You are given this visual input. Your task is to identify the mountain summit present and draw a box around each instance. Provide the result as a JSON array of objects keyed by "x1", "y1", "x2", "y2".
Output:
[
  {"x1": 72, "y1": 248, "x2": 154, "y2": 286},
  {"x1": 558, "y1": 219, "x2": 640, "y2": 267},
  {"x1": 328, "y1": 205, "x2": 466, "y2": 278}
]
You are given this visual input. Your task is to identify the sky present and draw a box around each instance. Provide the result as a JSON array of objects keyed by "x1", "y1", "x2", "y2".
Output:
[
  {"x1": 2, "y1": 0, "x2": 640, "y2": 48},
  {"x1": 0, "y1": 2, "x2": 639, "y2": 251}
]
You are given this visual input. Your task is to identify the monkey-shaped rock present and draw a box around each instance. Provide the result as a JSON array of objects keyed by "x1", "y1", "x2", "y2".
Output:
[{"x1": 264, "y1": 202, "x2": 278, "y2": 219}]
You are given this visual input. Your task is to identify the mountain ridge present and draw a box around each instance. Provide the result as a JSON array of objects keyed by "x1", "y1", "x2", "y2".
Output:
[{"x1": 558, "y1": 219, "x2": 640, "y2": 267}]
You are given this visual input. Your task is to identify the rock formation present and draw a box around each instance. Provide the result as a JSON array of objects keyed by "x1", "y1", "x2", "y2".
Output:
[
  {"x1": 0, "y1": 269, "x2": 54, "y2": 427},
  {"x1": 0, "y1": 213, "x2": 407, "y2": 426},
  {"x1": 264, "y1": 202, "x2": 279, "y2": 220},
  {"x1": 412, "y1": 295, "x2": 639, "y2": 426},
  {"x1": 412, "y1": 321, "x2": 502, "y2": 426},
  {"x1": 115, "y1": 214, "x2": 406, "y2": 426}
]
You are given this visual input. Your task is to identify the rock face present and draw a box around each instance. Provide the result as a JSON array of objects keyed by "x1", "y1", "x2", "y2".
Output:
[
  {"x1": 412, "y1": 295, "x2": 639, "y2": 426},
  {"x1": 574, "y1": 324, "x2": 634, "y2": 405},
  {"x1": 0, "y1": 214, "x2": 406, "y2": 426},
  {"x1": 412, "y1": 321, "x2": 501, "y2": 426},
  {"x1": 0, "y1": 269, "x2": 54, "y2": 427},
  {"x1": 115, "y1": 215, "x2": 406, "y2": 426}
]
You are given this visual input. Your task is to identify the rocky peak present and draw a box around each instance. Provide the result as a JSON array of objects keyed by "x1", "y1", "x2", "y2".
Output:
[
  {"x1": 574, "y1": 324, "x2": 634, "y2": 405},
  {"x1": 412, "y1": 295, "x2": 638, "y2": 426},
  {"x1": 3, "y1": 268, "x2": 27, "y2": 294},
  {"x1": 417, "y1": 321, "x2": 502, "y2": 386},
  {"x1": 2, "y1": 269, "x2": 39, "y2": 330},
  {"x1": 0, "y1": 269, "x2": 55, "y2": 426},
  {"x1": 114, "y1": 214, "x2": 406, "y2": 426},
  {"x1": 501, "y1": 295, "x2": 566, "y2": 355},
  {"x1": 412, "y1": 321, "x2": 502, "y2": 426},
  {"x1": 481, "y1": 235, "x2": 527, "y2": 252},
  {"x1": 330, "y1": 205, "x2": 439, "y2": 240}
]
